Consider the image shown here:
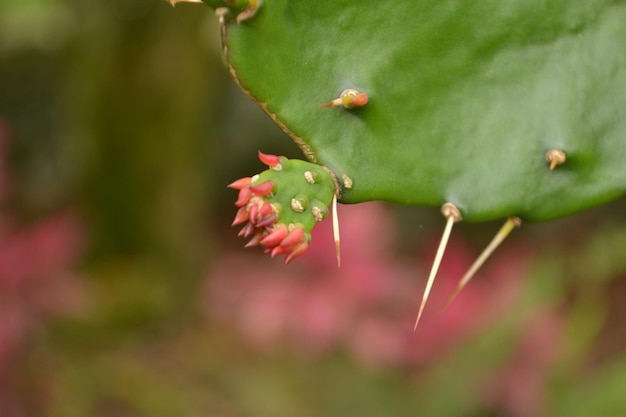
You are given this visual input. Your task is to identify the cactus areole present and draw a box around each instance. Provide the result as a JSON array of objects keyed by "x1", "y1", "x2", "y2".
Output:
[{"x1": 193, "y1": 0, "x2": 626, "y2": 224}]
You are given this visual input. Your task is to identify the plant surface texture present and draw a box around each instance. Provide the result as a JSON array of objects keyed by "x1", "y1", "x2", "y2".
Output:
[{"x1": 204, "y1": 0, "x2": 626, "y2": 222}]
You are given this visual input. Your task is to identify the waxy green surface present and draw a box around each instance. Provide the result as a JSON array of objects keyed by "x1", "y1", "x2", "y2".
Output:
[{"x1": 216, "y1": 0, "x2": 626, "y2": 222}]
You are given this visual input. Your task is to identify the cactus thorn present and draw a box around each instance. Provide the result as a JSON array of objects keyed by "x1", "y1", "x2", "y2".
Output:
[
  {"x1": 320, "y1": 89, "x2": 369, "y2": 109},
  {"x1": 414, "y1": 203, "x2": 462, "y2": 330},
  {"x1": 545, "y1": 149, "x2": 566, "y2": 170},
  {"x1": 444, "y1": 217, "x2": 522, "y2": 309},
  {"x1": 167, "y1": 0, "x2": 202, "y2": 6},
  {"x1": 332, "y1": 194, "x2": 341, "y2": 268}
]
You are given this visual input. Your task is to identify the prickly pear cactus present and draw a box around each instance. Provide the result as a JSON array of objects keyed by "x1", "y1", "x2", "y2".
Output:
[
  {"x1": 186, "y1": 0, "x2": 626, "y2": 221},
  {"x1": 169, "y1": 0, "x2": 626, "y2": 322},
  {"x1": 170, "y1": 0, "x2": 625, "y2": 306}
]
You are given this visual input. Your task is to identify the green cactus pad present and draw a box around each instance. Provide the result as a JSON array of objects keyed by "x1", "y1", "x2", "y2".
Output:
[
  {"x1": 253, "y1": 157, "x2": 336, "y2": 233},
  {"x1": 228, "y1": 152, "x2": 337, "y2": 262},
  {"x1": 214, "y1": 0, "x2": 626, "y2": 222}
]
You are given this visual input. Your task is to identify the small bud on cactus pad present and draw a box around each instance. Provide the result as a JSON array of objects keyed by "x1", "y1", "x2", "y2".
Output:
[{"x1": 228, "y1": 151, "x2": 337, "y2": 263}]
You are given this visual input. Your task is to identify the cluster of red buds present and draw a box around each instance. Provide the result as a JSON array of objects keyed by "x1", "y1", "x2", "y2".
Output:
[{"x1": 228, "y1": 152, "x2": 317, "y2": 264}]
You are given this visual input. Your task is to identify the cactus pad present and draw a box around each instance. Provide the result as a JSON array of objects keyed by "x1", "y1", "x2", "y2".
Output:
[{"x1": 207, "y1": 0, "x2": 626, "y2": 223}]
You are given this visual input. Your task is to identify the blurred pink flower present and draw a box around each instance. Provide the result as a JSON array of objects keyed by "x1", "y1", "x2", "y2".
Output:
[
  {"x1": 485, "y1": 308, "x2": 565, "y2": 417},
  {"x1": 206, "y1": 201, "x2": 531, "y2": 369},
  {"x1": 0, "y1": 121, "x2": 85, "y2": 411}
]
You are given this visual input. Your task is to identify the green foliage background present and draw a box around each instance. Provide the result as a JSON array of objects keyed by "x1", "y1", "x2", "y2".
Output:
[{"x1": 1, "y1": 1, "x2": 626, "y2": 416}]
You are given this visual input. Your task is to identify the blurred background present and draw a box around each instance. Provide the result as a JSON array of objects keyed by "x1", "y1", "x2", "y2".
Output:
[{"x1": 1, "y1": 1, "x2": 626, "y2": 416}]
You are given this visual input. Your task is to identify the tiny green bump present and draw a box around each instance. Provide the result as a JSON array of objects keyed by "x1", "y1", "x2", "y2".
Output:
[
  {"x1": 311, "y1": 203, "x2": 328, "y2": 222},
  {"x1": 342, "y1": 174, "x2": 353, "y2": 189},
  {"x1": 271, "y1": 202, "x2": 282, "y2": 216},
  {"x1": 291, "y1": 194, "x2": 309, "y2": 213},
  {"x1": 304, "y1": 171, "x2": 318, "y2": 184}
]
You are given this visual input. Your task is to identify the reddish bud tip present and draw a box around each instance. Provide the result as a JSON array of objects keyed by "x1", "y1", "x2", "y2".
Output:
[
  {"x1": 234, "y1": 187, "x2": 252, "y2": 207},
  {"x1": 259, "y1": 202, "x2": 273, "y2": 217},
  {"x1": 249, "y1": 180, "x2": 274, "y2": 196},
  {"x1": 228, "y1": 177, "x2": 252, "y2": 190},
  {"x1": 238, "y1": 223, "x2": 255, "y2": 238},
  {"x1": 350, "y1": 93, "x2": 368, "y2": 107},
  {"x1": 245, "y1": 233, "x2": 263, "y2": 248},
  {"x1": 248, "y1": 204, "x2": 259, "y2": 223},
  {"x1": 280, "y1": 227, "x2": 305, "y2": 248},
  {"x1": 285, "y1": 241, "x2": 309, "y2": 264},
  {"x1": 270, "y1": 246, "x2": 285, "y2": 258},
  {"x1": 260, "y1": 225, "x2": 289, "y2": 247},
  {"x1": 258, "y1": 151, "x2": 281, "y2": 168},
  {"x1": 254, "y1": 213, "x2": 276, "y2": 228},
  {"x1": 231, "y1": 206, "x2": 250, "y2": 226}
]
